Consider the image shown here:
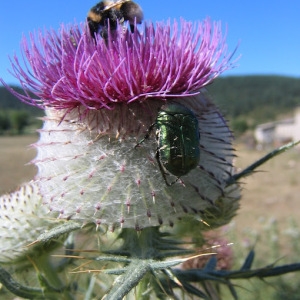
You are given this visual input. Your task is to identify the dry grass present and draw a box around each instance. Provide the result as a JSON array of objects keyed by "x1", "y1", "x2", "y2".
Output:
[
  {"x1": 233, "y1": 143, "x2": 300, "y2": 232},
  {"x1": 0, "y1": 135, "x2": 38, "y2": 194}
]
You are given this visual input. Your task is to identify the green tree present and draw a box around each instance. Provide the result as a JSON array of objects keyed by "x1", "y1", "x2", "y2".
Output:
[
  {"x1": 231, "y1": 117, "x2": 249, "y2": 134},
  {"x1": 0, "y1": 111, "x2": 11, "y2": 134},
  {"x1": 10, "y1": 110, "x2": 30, "y2": 134}
]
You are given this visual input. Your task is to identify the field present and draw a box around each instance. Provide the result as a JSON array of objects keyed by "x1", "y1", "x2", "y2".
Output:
[
  {"x1": 0, "y1": 135, "x2": 299, "y2": 298},
  {"x1": 233, "y1": 143, "x2": 300, "y2": 237},
  {"x1": 0, "y1": 135, "x2": 38, "y2": 194}
]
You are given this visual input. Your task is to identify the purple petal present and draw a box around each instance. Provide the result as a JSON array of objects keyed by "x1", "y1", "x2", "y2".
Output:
[{"x1": 2, "y1": 19, "x2": 237, "y2": 112}]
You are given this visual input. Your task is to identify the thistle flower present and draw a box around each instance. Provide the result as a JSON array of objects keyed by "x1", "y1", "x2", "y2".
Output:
[
  {"x1": 181, "y1": 232, "x2": 234, "y2": 270},
  {"x1": 3, "y1": 19, "x2": 240, "y2": 230},
  {"x1": 0, "y1": 182, "x2": 61, "y2": 263},
  {"x1": 5, "y1": 19, "x2": 235, "y2": 111}
]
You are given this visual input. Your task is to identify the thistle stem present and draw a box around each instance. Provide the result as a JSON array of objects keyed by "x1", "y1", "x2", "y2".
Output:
[{"x1": 105, "y1": 259, "x2": 151, "y2": 300}]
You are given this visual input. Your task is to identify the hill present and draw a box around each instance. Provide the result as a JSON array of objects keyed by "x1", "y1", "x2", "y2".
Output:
[
  {"x1": 207, "y1": 75, "x2": 300, "y2": 125},
  {"x1": 0, "y1": 86, "x2": 43, "y2": 134},
  {"x1": 0, "y1": 86, "x2": 42, "y2": 115}
]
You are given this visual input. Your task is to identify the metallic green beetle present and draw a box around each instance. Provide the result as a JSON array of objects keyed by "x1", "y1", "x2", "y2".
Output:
[{"x1": 136, "y1": 102, "x2": 200, "y2": 185}]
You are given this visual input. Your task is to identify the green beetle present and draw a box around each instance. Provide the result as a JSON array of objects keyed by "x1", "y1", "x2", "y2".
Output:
[{"x1": 136, "y1": 102, "x2": 200, "y2": 185}]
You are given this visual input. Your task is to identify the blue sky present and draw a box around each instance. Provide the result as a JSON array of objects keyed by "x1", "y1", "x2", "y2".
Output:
[{"x1": 0, "y1": 0, "x2": 299, "y2": 85}]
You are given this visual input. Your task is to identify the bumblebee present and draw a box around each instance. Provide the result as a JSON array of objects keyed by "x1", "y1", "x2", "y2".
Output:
[{"x1": 87, "y1": 0, "x2": 143, "y2": 39}]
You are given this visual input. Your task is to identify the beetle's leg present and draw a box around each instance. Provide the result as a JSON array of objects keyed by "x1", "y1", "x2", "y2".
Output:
[
  {"x1": 155, "y1": 149, "x2": 179, "y2": 186},
  {"x1": 134, "y1": 122, "x2": 156, "y2": 149}
]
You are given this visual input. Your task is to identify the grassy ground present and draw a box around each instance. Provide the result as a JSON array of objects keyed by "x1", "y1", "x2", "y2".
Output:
[
  {"x1": 232, "y1": 143, "x2": 300, "y2": 256},
  {"x1": 235, "y1": 143, "x2": 300, "y2": 228},
  {"x1": 0, "y1": 135, "x2": 38, "y2": 194},
  {"x1": 224, "y1": 143, "x2": 300, "y2": 299}
]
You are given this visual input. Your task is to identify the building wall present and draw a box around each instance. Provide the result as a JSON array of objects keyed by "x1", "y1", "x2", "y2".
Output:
[
  {"x1": 293, "y1": 109, "x2": 300, "y2": 141},
  {"x1": 255, "y1": 108, "x2": 300, "y2": 145},
  {"x1": 255, "y1": 126, "x2": 275, "y2": 144},
  {"x1": 275, "y1": 123, "x2": 295, "y2": 142}
]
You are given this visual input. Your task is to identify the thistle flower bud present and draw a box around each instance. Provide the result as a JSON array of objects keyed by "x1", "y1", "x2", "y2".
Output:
[
  {"x1": 181, "y1": 232, "x2": 234, "y2": 270},
  {"x1": 0, "y1": 182, "x2": 60, "y2": 263}
]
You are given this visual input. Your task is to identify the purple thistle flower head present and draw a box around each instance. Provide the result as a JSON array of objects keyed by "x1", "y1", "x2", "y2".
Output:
[
  {"x1": 4, "y1": 19, "x2": 236, "y2": 113},
  {"x1": 1, "y1": 18, "x2": 240, "y2": 230}
]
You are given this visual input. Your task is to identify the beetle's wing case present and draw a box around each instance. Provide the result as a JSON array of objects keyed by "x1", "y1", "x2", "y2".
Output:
[{"x1": 156, "y1": 103, "x2": 200, "y2": 178}]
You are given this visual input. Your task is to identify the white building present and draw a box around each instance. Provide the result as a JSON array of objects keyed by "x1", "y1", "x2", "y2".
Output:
[{"x1": 255, "y1": 108, "x2": 300, "y2": 146}]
